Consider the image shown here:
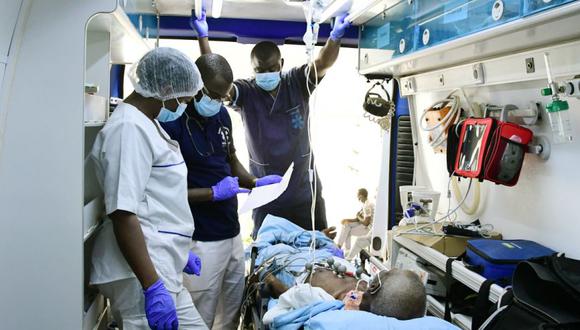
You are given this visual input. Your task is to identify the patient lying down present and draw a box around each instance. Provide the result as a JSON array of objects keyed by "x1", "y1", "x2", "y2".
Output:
[{"x1": 264, "y1": 268, "x2": 427, "y2": 320}]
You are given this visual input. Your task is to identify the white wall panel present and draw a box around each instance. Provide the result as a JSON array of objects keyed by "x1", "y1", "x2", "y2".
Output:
[
  {"x1": 410, "y1": 79, "x2": 580, "y2": 258},
  {"x1": 0, "y1": 0, "x2": 23, "y2": 57},
  {"x1": 0, "y1": 1, "x2": 116, "y2": 328}
]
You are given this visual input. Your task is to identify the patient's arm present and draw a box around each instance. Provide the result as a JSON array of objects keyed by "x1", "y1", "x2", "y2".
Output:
[
  {"x1": 322, "y1": 226, "x2": 337, "y2": 240},
  {"x1": 263, "y1": 273, "x2": 289, "y2": 298}
]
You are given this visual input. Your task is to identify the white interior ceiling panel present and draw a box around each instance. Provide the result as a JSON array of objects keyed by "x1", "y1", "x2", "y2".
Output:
[{"x1": 126, "y1": 0, "x2": 308, "y2": 21}]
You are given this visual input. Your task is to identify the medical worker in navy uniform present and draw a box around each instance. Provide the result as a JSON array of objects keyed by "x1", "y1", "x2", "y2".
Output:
[
  {"x1": 161, "y1": 53, "x2": 281, "y2": 329},
  {"x1": 191, "y1": 10, "x2": 350, "y2": 237}
]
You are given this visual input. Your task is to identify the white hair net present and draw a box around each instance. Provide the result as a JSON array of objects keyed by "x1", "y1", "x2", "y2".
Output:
[{"x1": 129, "y1": 47, "x2": 202, "y2": 101}]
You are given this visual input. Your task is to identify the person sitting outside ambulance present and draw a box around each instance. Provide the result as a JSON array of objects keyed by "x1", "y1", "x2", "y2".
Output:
[
  {"x1": 89, "y1": 48, "x2": 207, "y2": 330},
  {"x1": 161, "y1": 53, "x2": 283, "y2": 330},
  {"x1": 337, "y1": 188, "x2": 374, "y2": 255},
  {"x1": 190, "y1": 10, "x2": 350, "y2": 237}
]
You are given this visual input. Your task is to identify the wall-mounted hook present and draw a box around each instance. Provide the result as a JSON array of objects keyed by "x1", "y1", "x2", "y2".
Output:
[{"x1": 527, "y1": 135, "x2": 551, "y2": 160}]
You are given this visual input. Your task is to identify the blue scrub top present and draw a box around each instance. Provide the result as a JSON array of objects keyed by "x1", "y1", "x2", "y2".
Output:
[
  {"x1": 161, "y1": 105, "x2": 239, "y2": 242},
  {"x1": 233, "y1": 64, "x2": 325, "y2": 215}
]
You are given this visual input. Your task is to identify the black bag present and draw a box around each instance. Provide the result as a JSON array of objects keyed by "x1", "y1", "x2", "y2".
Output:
[{"x1": 480, "y1": 254, "x2": 580, "y2": 330}]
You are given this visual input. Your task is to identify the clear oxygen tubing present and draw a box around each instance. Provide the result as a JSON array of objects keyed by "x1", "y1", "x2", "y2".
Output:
[
  {"x1": 303, "y1": 0, "x2": 319, "y2": 307},
  {"x1": 418, "y1": 88, "x2": 478, "y2": 149},
  {"x1": 305, "y1": 58, "x2": 319, "y2": 261},
  {"x1": 451, "y1": 176, "x2": 480, "y2": 215},
  {"x1": 419, "y1": 90, "x2": 463, "y2": 149}
]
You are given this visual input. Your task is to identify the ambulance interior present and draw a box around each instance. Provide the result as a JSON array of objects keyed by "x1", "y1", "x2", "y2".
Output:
[{"x1": 1, "y1": 0, "x2": 580, "y2": 329}]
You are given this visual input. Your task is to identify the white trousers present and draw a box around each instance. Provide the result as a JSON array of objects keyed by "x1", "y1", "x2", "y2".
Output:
[
  {"x1": 98, "y1": 278, "x2": 207, "y2": 330},
  {"x1": 346, "y1": 235, "x2": 371, "y2": 260},
  {"x1": 337, "y1": 222, "x2": 370, "y2": 250},
  {"x1": 183, "y1": 233, "x2": 245, "y2": 330}
]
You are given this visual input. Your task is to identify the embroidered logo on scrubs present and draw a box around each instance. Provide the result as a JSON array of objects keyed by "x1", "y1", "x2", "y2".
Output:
[
  {"x1": 289, "y1": 108, "x2": 304, "y2": 130},
  {"x1": 218, "y1": 126, "x2": 231, "y2": 150}
]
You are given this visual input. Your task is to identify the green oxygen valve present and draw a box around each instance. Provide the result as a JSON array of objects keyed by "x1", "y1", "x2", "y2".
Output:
[{"x1": 542, "y1": 52, "x2": 573, "y2": 144}]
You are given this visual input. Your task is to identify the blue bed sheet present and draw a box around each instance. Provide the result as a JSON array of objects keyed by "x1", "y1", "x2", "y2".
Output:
[{"x1": 271, "y1": 300, "x2": 344, "y2": 330}]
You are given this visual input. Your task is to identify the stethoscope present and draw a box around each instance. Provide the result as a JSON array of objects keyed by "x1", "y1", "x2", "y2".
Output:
[{"x1": 184, "y1": 111, "x2": 231, "y2": 158}]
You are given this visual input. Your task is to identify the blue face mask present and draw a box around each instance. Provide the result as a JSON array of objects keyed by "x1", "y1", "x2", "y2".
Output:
[
  {"x1": 157, "y1": 98, "x2": 187, "y2": 122},
  {"x1": 194, "y1": 93, "x2": 222, "y2": 117},
  {"x1": 255, "y1": 72, "x2": 281, "y2": 91}
]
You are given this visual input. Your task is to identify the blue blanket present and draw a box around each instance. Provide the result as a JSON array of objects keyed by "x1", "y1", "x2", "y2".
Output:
[
  {"x1": 271, "y1": 300, "x2": 344, "y2": 330},
  {"x1": 252, "y1": 215, "x2": 339, "y2": 287},
  {"x1": 305, "y1": 311, "x2": 460, "y2": 330}
]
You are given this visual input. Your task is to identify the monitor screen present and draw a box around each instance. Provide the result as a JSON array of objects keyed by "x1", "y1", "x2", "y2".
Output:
[{"x1": 457, "y1": 124, "x2": 486, "y2": 172}]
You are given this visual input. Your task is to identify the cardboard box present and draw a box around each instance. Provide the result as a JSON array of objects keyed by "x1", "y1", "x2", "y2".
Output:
[{"x1": 393, "y1": 224, "x2": 502, "y2": 257}]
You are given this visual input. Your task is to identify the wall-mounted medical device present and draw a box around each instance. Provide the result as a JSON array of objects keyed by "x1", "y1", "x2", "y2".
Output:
[
  {"x1": 451, "y1": 118, "x2": 534, "y2": 186},
  {"x1": 483, "y1": 103, "x2": 540, "y2": 126},
  {"x1": 401, "y1": 187, "x2": 441, "y2": 224},
  {"x1": 363, "y1": 79, "x2": 395, "y2": 131},
  {"x1": 541, "y1": 52, "x2": 574, "y2": 144}
]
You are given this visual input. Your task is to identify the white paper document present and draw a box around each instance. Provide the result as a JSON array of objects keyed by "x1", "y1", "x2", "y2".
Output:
[{"x1": 239, "y1": 163, "x2": 294, "y2": 214}]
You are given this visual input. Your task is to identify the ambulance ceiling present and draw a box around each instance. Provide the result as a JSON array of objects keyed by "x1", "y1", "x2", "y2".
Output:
[
  {"x1": 126, "y1": 0, "x2": 310, "y2": 22},
  {"x1": 124, "y1": 0, "x2": 362, "y2": 46}
]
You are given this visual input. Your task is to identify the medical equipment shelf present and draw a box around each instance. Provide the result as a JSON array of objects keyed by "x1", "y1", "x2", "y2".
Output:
[
  {"x1": 392, "y1": 236, "x2": 507, "y2": 303},
  {"x1": 358, "y1": 0, "x2": 580, "y2": 77},
  {"x1": 426, "y1": 295, "x2": 472, "y2": 330},
  {"x1": 84, "y1": 121, "x2": 106, "y2": 127}
]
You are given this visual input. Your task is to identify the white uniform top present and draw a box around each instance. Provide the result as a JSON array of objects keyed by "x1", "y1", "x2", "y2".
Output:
[
  {"x1": 362, "y1": 200, "x2": 375, "y2": 221},
  {"x1": 89, "y1": 102, "x2": 195, "y2": 293}
]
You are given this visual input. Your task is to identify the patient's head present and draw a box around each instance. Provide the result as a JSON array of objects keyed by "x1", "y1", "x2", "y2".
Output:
[{"x1": 361, "y1": 269, "x2": 426, "y2": 320}]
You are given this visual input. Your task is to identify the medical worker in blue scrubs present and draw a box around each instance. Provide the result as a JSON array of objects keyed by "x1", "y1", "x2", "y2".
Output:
[
  {"x1": 191, "y1": 10, "x2": 350, "y2": 237},
  {"x1": 161, "y1": 53, "x2": 282, "y2": 329},
  {"x1": 90, "y1": 48, "x2": 208, "y2": 330}
]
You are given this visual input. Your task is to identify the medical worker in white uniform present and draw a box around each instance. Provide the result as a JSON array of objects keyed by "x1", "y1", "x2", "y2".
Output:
[{"x1": 90, "y1": 47, "x2": 208, "y2": 330}]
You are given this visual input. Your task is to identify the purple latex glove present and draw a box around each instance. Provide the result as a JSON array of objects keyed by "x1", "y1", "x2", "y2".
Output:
[
  {"x1": 211, "y1": 176, "x2": 250, "y2": 201},
  {"x1": 329, "y1": 246, "x2": 345, "y2": 259},
  {"x1": 189, "y1": 9, "x2": 209, "y2": 38},
  {"x1": 143, "y1": 279, "x2": 178, "y2": 330},
  {"x1": 329, "y1": 13, "x2": 351, "y2": 41},
  {"x1": 184, "y1": 251, "x2": 202, "y2": 276},
  {"x1": 255, "y1": 175, "x2": 283, "y2": 187}
]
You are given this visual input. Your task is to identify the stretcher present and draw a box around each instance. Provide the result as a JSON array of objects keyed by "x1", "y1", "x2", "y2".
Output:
[{"x1": 239, "y1": 215, "x2": 459, "y2": 330}]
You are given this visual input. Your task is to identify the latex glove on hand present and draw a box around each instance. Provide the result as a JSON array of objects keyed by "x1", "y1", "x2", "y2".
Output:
[
  {"x1": 189, "y1": 9, "x2": 208, "y2": 38},
  {"x1": 143, "y1": 279, "x2": 178, "y2": 330},
  {"x1": 329, "y1": 13, "x2": 351, "y2": 41},
  {"x1": 327, "y1": 244, "x2": 344, "y2": 258},
  {"x1": 255, "y1": 175, "x2": 283, "y2": 187},
  {"x1": 211, "y1": 176, "x2": 250, "y2": 201},
  {"x1": 183, "y1": 251, "x2": 202, "y2": 276}
]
